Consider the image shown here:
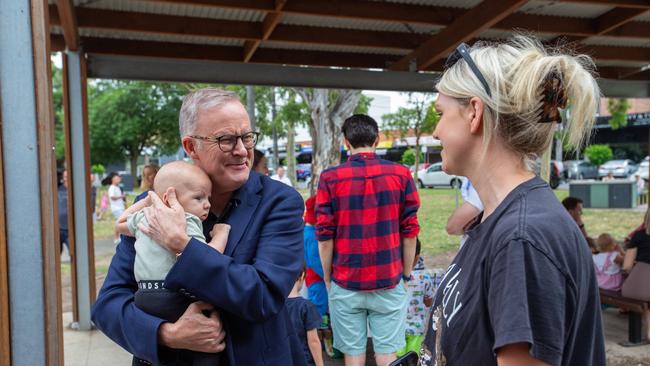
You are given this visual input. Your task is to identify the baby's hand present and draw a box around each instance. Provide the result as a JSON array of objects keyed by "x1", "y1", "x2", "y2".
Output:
[{"x1": 208, "y1": 224, "x2": 231, "y2": 253}]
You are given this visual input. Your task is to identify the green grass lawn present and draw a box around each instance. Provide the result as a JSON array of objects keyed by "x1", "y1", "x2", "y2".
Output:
[
  {"x1": 93, "y1": 186, "x2": 645, "y2": 258},
  {"x1": 417, "y1": 187, "x2": 644, "y2": 256}
]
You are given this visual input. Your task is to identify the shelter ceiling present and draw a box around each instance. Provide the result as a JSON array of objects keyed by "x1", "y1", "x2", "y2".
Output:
[{"x1": 49, "y1": 0, "x2": 650, "y2": 81}]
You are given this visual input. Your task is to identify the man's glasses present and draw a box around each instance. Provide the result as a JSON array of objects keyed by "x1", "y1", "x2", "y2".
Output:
[
  {"x1": 444, "y1": 43, "x2": 492, "y2": 97},
  {"x1": 189, "y1": 131, "x2": 259, "y2": 152}
]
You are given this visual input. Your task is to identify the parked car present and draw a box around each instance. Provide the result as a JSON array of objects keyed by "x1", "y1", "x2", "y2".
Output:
[
  {"x1": 598, "y1": 159, "x2": 638, "y2": 179},
  {"x1": 533, "y1": 160, "x2": 562, "y2": 189},
  {"x1": 637, "y1": 156, "x2": 649, "y2": 180},
  {"x1": 296, "y1": 163, "x2": 311, "y2": 181},
  {"x1": 417, "y1": 163, "x2": 462, "y2": 189},
  {"x1": 565, "y1": 160, "x2": 599, "y2": 180}
]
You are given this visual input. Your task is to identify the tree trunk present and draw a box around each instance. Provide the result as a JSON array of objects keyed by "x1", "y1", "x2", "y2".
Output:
[
  {"x1": 414, "y1": 135, "x2": 421, "y2": 185},
  {"x1": 297, "y1": 89, "x2": 362, "y2": 195},
  {"x1": 286, "y1": 122, "x2": 297, "y2": 186},
  {"x1": 129, "y1": 154, "x2": 138, "y2": 188},
  {"x1": 271, "y1": 88, "x2": 279, "y2": 169}
]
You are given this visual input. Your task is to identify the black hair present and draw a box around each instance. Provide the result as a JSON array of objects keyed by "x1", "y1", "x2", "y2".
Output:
[
  {"x1": 561, "y1": 196, "x2": 583, "y2": 211},
  {"x1": 342, "y1": 114, "x2": 379, "y2": 148},
  {"x1": 252, "y1": 149, "x2": 265, "y2": 171},
  {"x1": 416, "y1": 237, "x2": 422, "y2": 256}
]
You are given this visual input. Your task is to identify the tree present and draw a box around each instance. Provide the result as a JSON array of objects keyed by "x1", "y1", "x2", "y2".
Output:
[
  {"x1": 276, "y1": 89, "x2": 310, "y2": 186},
  {"x1": 51, "y1": 64, "x2": 65, "y2": 162},
  {"x1": 89, "y1": 81, "x2": 185, "y2": 179},
  {"x1": 584, "y1": 144, "x2": 613, "y2": 166},
  {"x1": 295, "y1": 88, "x2": 362, "y2": 194},
  {"x1": 607, "y1": 98, "x2": 630, "y2": 130},
  {"x1": 382, "y1": 93, "x2": 439, "y2": 180},
  {"x1": 401, "y1": 148, "x2": 423, "y2": 166}
]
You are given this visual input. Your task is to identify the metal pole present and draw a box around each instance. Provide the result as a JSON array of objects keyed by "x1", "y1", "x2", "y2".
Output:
[
  {"x1": 1, "y1": 0, "x2": 60, "y2": 363},
  {"x1": 66, "y1": 51, "x2": 94, "y2": 331}
]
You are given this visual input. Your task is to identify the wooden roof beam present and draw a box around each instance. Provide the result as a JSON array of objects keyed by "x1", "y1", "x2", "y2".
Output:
[
  {"x1": 55, "y1": 36, "x2": 400, "y2": 69},
  {"x1": 243, "y1": 0, "x2": 286, "y2": 62},
  {"x1": 594, "y1": 7, "x2": 648, "y2": 34},
  {"x1": 147, "y1": 0, "x2": 650, "y2": 40},
  {"x1": 549, "y1": 6, "x2": 648, "y2": 47},
  {"x1": 598, "y1": 66, "x2": 650, "y2": 80},
  {"x1": 54, "y1": 0, "x2": 79, "y2": 51},
  {"x1": 49, "y1": 5, "x2": 426, "y2": 50},
  {"x1": 560, "y1": 0, "x2": 650, "y2": 9},
  {"x1": 390, "y1": 0, "x2": 528, "y2": 71}
]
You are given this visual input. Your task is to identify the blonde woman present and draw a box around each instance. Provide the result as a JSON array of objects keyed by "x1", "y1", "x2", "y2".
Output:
[
  {"x1": 420, "y1": 37, "x2": 605, "y2": 366},
  {"x1": 139, "y1": 164, "x2": 159, "y2": 192}
]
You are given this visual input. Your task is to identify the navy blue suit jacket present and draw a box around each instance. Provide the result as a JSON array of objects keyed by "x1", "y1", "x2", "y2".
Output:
[{"x1": 91, "y1": 172, "x2": 307, "y2": 365}]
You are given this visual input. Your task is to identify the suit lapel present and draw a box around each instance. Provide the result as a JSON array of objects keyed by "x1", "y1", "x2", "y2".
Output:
[{"x1": 224, "y1": 173, "x2": 262, "y2": 256}]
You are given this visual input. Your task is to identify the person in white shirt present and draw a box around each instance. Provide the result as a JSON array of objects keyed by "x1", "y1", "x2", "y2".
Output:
[
  {"x1": 446, "y1": 177, "x2": 483, "y2": 247},
  {"x1": 108, "y1": 173, "x2": 126, "y2": 243},
  {"x1": 271, "y1": 166, "x2": 293, "y2": 187}
]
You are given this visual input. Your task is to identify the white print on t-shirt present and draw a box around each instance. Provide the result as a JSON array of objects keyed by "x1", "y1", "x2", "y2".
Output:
[{"x1": 441, "y1": 264, "x2": 463, "y2": 327}]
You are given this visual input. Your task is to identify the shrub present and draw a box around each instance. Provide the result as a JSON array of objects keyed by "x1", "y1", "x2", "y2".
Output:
[{"x1": 584, "y1": 144, "x2": 613, "y2": 166}]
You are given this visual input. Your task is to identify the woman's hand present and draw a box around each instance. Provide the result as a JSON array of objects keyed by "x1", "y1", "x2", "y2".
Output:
[{"x1": 138, "y1": 188, "x2": 189, "y2": 253}]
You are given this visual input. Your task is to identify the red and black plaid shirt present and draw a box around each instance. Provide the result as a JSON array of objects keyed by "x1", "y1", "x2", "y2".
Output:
[{"x1": 315, "y1": 152, "x2": 420, "y2": 291}]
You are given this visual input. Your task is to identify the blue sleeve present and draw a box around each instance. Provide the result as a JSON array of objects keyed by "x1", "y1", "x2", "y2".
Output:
[
  {"x1": 304, "y1": 226, "x2": 324, "y2": 279},
  {"x1": 303, "y1": 301, "x2": 322, "y2": 331},
  {"x1": 91, "y1": 235, "x2": 166, "y2": 364},
  {"x1": 165, "y1": 191, "x2": 305, "y2": 322},
  {"x1": 488, "y1": 239, "x2": 567, "y2": 366}
]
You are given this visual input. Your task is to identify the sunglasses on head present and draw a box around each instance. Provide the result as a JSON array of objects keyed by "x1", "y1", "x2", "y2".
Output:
[{"x1": 444, "y1": 43, "x2": 492, "y2": 97}]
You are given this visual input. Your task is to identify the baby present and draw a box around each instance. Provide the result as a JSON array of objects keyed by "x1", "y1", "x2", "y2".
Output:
[{"x1": 116, "y1": 161, "x2": 229, "y2": 365}]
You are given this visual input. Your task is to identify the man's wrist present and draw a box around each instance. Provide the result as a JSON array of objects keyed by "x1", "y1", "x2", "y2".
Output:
[
  {"x1": 170, "y1": 234, "x2": 190, "y2": 254},
  {"x1": 158, "y1": 322, "x2": 176, "y2": 348},
  {"x1": 402, "y1": 273, "x2": 412, "y2": 282}
]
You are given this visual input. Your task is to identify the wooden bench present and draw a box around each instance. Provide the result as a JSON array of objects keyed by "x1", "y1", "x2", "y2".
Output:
[{"x1": 599, "y1": 288, "x2": 649, "y2": 346}]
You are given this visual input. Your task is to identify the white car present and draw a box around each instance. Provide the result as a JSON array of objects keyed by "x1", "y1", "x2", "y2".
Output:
[{"x1": 417, "y1": 162, "x2": 462, "y2": 188}]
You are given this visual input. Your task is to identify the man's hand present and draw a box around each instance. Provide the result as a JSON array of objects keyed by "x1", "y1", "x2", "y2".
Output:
[
  {"x1": 139, "y1": 188, "x2": 189, "y2": 253},
  {"x1": 158, "y1": 302, "x2": 226, "y2": 353}
]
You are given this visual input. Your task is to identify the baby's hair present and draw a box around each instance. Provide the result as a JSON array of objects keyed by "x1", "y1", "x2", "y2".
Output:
[
  {"x1": 152, "y1": 160, "x2": 211, "y2": 197},
  {"x1": 437, "y1": 35, "x2": 600, "y2": 170},
  {"x1": 415, "y1": 237, "x2": 422, "y2": 256},
  {"x1": 596, "y1": 233, "x2": 617, "y2": 253}
]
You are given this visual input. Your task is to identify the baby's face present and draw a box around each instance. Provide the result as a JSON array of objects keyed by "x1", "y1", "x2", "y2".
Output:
[{"x1": 175, "y1": 178, "x2": 212, "y2": 221}]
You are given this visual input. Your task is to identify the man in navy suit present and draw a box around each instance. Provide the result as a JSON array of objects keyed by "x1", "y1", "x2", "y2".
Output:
[{"x1": 92, "y1": 88, "x2": 306, "y2": 365}]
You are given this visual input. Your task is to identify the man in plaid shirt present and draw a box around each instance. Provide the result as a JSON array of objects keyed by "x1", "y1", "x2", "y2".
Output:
[{"x1": 316, "y1": 114, "x2": 420, "y2": 366}]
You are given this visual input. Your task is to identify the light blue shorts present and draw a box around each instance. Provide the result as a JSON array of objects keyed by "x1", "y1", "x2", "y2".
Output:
[{"x1": 329, "y1": 280, "x2": 407, "y2": 355}]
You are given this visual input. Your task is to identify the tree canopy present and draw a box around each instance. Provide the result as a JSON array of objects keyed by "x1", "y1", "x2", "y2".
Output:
[{"x1": 88, "y1": 80, "x2": 185, "y2": 178}]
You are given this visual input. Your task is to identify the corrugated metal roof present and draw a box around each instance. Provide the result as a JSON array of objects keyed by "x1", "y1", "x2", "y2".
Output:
[
  {"x1": 261, "y1": 41, "x2": 409, "y2": 56},
  {"x1": 477, "y1": 29, "x2": 555, "y2": 42},
  {"x1": 79, "y1": 0, "x2": 266, "y2": 22},
  {"x1": 635, "y1": 13, "x2": 650, "y2": 22},
  {"x1": 368, "y1": 0, "x2": 479, "y2": 8},
  {"x1": 281, "y1": 13, "x2": 440, "y2": 34},
  {"x1": 75, "y1": 27, "x2": 245, "y2": 47},
  {"x1": 519, "y1": 0, "x2": 612, "y2": 18},
  {"x1": 583, "y1": 36, "x2": 650, "y2": 48}
]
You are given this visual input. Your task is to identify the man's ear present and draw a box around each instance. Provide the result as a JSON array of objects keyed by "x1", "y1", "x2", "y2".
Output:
[
  {"x1": 343, "y1": 138, "x2": 352, "y2": 150},
  {"x1": 468, "y1": 97, "x2": 484, "y2": 135},
  {"x1": 182, "y1": 136, "x2": 200, "y2": 160}
]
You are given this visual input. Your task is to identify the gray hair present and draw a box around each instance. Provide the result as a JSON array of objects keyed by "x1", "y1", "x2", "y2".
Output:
[{"x1": 179, "y1": 88, "x2": 241, "y2": 137}]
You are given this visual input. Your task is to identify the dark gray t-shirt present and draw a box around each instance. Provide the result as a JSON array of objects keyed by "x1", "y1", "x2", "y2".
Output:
[{"x1": 420, "y1": 177, "x2": 605, "y2": 366}]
